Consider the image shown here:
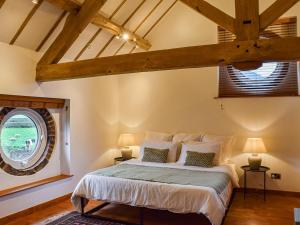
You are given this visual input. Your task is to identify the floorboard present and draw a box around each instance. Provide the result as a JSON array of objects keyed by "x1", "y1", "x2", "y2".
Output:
[{"x1": 3, "y1": 192, "x2": 300, "y2": 225}]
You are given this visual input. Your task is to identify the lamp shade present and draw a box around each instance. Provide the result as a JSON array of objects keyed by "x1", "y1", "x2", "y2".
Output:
[
  {"x1": 243, "y1": 138, "x2": 267, "y2": 153},
  {"x1": 118, "y1": 133, "x2": 136, "y2": 147}
]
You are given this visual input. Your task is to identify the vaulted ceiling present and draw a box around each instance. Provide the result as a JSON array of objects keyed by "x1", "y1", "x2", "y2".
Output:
[
  {"x1": 0, "y1": 0, "x2": 177, "y2": 62},
  {"x1": 1, "y1": 0, "x2": 300, "y2": 82}
]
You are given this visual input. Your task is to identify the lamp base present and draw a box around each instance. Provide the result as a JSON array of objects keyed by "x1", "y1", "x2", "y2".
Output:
[
  {"x1": 121, "y1": 149, "x2": 132, "y2": 159},
  {"x1": 248, "y1": 154, "x2": 262, "y2": 170}
]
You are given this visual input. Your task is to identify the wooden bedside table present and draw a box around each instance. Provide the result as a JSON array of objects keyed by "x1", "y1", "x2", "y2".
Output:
[
  {"x1": 114, "y1": 157, "x2": 135, "y2": 165},
  {"x1": 241, "y1": 165, "x2": 270, "y2": 201}
]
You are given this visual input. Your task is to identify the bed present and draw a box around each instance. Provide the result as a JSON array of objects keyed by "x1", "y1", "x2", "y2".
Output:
[{"x1": 71, "y1": 159, "x2": 239, "y2": 225}]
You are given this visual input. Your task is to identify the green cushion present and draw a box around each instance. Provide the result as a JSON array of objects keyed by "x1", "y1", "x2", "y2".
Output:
[
  {"x1": 184, "y1": 151, "x2": 215, "y2": 167},
  {"x1": 142, "y1": 147, "x2": 169, "y2": 163}
]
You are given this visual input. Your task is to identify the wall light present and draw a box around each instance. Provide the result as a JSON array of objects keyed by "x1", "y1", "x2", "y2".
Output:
[
  {"x1": 121, "y1": 32, "x2": 130, "y2": 41},
  {"x1": 32, "y1": 0, "x2": 39, "y2": 4}
]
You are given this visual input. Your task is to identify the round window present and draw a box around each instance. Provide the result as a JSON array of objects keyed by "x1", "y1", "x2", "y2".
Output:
[
  {"x1": 228, "y1": 61, "x2": 290, "y2": 94},
  {"x1": 240, "y1": 62, "x2": 279, "y2": 80},
  {"x1": 0, "y1": 108, "x2": 56, "y2": 176},
  {"x1": 1, "y1": 114, "x2": 39, "y2": 161}
]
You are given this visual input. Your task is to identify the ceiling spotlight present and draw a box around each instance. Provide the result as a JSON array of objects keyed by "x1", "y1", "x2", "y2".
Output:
[
  {"x1": 116, "y1": 35, "x2": 120, "y2": 40},
  {"x1": 121, "y1": 32, "x2": 129, "y2": 41},
  {"x1": 32, "y1": 0, "x2": 39, "y2": 4}
]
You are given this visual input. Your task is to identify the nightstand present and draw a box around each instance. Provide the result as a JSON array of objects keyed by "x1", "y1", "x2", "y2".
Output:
[
  {"x1": 241, "y1": 165, "x2": 270, "y2": 201},
  {"x1": 114, "y1": 157, "x2": 135, "y2": 165}
]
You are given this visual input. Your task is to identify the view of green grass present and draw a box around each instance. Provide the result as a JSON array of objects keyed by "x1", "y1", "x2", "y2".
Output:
[{"x1": 0, "y1": 127, "x2": 38, "y2": 154}]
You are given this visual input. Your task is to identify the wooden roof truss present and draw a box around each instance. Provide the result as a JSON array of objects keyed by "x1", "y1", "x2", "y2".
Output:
[
  {"x1": 2, "y1": 0, "x2": 300, "y2": 82},
  {"x1": 3, "y1": 0, "x2": 155, "y2": 54},
  {"x1": 0, "y1": 0, "x2": 6, "y2": 9}
]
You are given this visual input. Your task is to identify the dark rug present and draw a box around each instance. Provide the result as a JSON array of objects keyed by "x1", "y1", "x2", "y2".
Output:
[{"x1": 46, "y1": 212, "x2": 126, "y2": 225}]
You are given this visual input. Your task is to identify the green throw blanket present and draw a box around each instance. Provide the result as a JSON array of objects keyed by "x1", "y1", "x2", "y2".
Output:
[{"x1": 90, "y1": 164, "x2": 230, "y2": 194}]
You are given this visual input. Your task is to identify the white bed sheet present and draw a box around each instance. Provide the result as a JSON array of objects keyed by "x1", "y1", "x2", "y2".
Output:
[{"x1": 72, "y1": 159, "x2": 239, "y2": 225}]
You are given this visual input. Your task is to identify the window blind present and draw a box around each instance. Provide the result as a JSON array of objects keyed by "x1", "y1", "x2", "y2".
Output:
[{"x1": 218, "y1": 17, "x2": 298, "y2": 97}]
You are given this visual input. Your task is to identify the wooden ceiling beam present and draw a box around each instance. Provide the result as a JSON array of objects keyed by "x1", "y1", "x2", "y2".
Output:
[
  {"x1": 36, "y1": 37, "x2": 300, "y2": 81},
  {"x1": 10, "y1": 0, "x2": 43, "y2": 45},
  {"x1": 235, "y1": 0, "x2": 259, "y2": 40},
  {"x1": 38, "y1": 0, "x2": 107, "y2": 65},
  {"x1": 36, "y1": 10, "x2": 67, "y2": 51},
  {"x1": 180, "y1": 0, "x2": 235, "y2": 33},
  {"x1": 129, "y1": 0, "x2": 178, "y2": 54},
  {"x1": 95, "y1": 0, "x2": 146, "y2": 58},
  {"x1": 92, "y1": 13, "x2": 150, "y2": 50},
  {"x1": 260, "y1": 0, "x2": 300, "y2": 31},
  {"x1": 74, "y1": 0, "x2": 127, "y2": 61},
  {"x1": 46, "y1": 0, "x2": 78, "y2": 12},
  {"x1": 0, "y1": 0, "x2": 6, "y2": 9},
  {"x1": 46, "y1": 0, "x2": 150, "y2": 50},
  {"x1": 234, "y1": 0, "x2": 261, "y2": 70},
  {"x1": 114, "y1": 0, "x2": 163, "y2": 56}
]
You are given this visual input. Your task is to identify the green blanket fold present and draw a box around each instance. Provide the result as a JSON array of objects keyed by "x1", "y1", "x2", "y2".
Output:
[{"x1": 90, "y1": 164, "x2": 230, "y2": 194}]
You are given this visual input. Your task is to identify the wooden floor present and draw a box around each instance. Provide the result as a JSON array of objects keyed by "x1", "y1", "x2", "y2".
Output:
[{"x1": 3, "y1": 191, "x2": 300, "y2": 225}]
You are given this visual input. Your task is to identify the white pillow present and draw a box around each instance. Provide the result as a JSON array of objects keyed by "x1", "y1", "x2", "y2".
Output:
[
  {"x1": 139, "y1": 140, "x2": 178, "y2": 163},
  {"x1": 172, "y1": 133, "x2": 202, "y2": 143},
  {"x1": 172, "y1": 133, "x2": 203, "y2": 161},
  {"x1": 178, "y1": 141, "x2": 222, "y2": 165},
  {"x1": 144, "y1": 131, "x2": 173, "y2": 142},
  {"x1": 202, "y1": 134, "x2": 234, "y2": 163}
]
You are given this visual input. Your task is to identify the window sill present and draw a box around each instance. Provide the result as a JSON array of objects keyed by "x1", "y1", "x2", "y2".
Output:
[{"x1": 0, "y1": 174, "x2": 73, "y2": 197}]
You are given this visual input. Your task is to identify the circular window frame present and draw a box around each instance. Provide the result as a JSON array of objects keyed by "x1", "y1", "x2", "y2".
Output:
[
  {"x1": 0, "y1": 108, "x2": 56, "y2": 176},
  {"x1": 0, "y1": 109, "x2": 47, "y2": 170}
]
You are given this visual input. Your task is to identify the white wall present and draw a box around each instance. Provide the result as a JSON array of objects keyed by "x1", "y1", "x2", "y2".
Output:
[
  {"x1": 0, "y1": 42, "x2": 120, "y2": 218},
  {"x1": 118, "y1": 0, "x2": 300, "y2": 192},
  {"x1": 1, "y1": 0, "x2": 300, "y2": 218}
]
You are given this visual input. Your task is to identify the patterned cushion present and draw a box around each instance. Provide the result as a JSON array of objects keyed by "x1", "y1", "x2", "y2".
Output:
[
  {"x1": 142, "y1": 147, "x2": 169, "y2": 163},
  {"x1": 184, "y1": 151, "x2": 215, "y2": 167}
]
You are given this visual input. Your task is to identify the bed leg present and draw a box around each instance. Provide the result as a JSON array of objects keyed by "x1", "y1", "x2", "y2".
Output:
[
  {"x1": 140, "y1": 207, "x2": 144, "y2": 225},
  {"x1": 80, "y1": 197, "x2": 85, "y2": 215}
]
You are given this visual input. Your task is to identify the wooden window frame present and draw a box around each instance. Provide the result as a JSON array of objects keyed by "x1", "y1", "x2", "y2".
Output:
[{"x1": 0, "y1": 94, "x2": 65, "y2": 108}]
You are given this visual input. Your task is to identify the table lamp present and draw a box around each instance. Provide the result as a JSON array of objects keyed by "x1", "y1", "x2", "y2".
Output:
[
  {"x1": 118, "y1": 133, "x2": 136, "y2": 159},
  {"x1": 243, "y1": 138, "x2": 267, "y2": 170}
]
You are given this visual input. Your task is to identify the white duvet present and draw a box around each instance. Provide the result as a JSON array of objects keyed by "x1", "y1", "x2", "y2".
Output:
[{"x1": 72, "y1": 159, "x2": 239, "y2": 225}]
